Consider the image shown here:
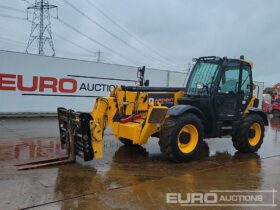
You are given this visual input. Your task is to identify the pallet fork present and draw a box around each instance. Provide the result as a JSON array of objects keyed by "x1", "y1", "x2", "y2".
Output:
[{"x1": 16, "y1": 108, "x2": 94, "y2": 170}]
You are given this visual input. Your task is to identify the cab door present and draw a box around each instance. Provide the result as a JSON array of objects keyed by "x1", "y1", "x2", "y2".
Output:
[
  {"x1": 215, "y1": 64, "x2": 241, "y2": 120},
  {"x1": 239, "y1": 64, "x2": 253, "y2": 113}
]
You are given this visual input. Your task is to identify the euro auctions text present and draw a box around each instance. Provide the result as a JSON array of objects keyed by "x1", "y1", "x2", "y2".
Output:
[
  {"x1": 0, "y1": 73, "x2": 117, "y2": 94},
  {"x1": 166, "y1": 190, "x2": 277, "y2": 207}
]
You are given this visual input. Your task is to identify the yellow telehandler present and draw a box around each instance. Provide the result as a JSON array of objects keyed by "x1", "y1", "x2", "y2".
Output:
[{"x1": 17, "y1": 56, "x2": 268, "y2": 170}]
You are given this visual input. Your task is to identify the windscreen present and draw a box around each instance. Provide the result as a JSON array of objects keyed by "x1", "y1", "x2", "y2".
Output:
[{"x1": 186, "y1": 61, "x2": 219, "y2": 95}]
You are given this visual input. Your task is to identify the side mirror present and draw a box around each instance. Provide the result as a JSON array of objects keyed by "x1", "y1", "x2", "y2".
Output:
[{"x1": 144, "y1": 80, "x2": 150, "y2": 87}]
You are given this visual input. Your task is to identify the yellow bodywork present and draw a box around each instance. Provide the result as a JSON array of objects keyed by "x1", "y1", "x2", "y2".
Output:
[
  {"x1": 244, "y1": 96, "x2": 257, "y2": 114},
  {"x1": 88, "y1": 82, "x2": 258, "y2": 159},
  {"x1": 90, "y1": 87, "x2": 184, "y2": 158}
]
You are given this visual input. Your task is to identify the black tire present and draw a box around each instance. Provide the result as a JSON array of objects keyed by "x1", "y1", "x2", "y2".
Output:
[
  {"x1": 159, "y1": 113, "x2": 204, "y2": 162},
  {"x1": 232, "y1": 114, "x2": 264, "y2": 153},
  {"x1": 272, "y1": 109, "x2": 280, "y2": 118},
  {"x1": 119, "y1": 138, "x2": 133, "y2": 146}
]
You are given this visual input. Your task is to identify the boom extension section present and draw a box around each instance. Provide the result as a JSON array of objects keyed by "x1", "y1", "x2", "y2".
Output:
[
  {"x1": 17, "y1": 86, "x2": 184, "y2": 169},
  {"x1": 64, "y1": 86, "x2": 184, "y2": 160}
]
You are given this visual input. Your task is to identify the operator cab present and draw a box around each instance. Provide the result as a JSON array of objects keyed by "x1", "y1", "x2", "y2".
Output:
[{"x1": 178, "y1": 56, "x2": 255, "y2": 136}]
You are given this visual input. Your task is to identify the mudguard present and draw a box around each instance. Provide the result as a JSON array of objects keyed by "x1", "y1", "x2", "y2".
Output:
[
  {"x1": 247, "y1": 107, "x2": 268, "y2": 126},
  {"x1": 167, "y1": 105, "x2": 206, "y2": 120}
]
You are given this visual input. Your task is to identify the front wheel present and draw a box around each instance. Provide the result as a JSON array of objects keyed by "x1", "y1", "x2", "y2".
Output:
[
  {"x1": 159, "y1": 113, "x2": 204, "y2": 162},
  {"x1": 119, "y1": 138, "x2": 133, "y2": 146},
  {"x1": 232, "y1": 114, "x2": 264, "y2": 153}
]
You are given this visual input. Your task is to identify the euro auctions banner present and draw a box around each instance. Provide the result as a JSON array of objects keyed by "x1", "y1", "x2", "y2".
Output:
[
  {"x1": 0, "y1": 51, "x2": 185, "y2": 113},
  {"x1": 0, "y1": 72, "x2": 135, "y2": 97}
]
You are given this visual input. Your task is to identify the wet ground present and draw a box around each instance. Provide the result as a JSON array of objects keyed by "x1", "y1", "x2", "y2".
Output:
[{"x1": 0, "y1": 116, "x2": 280, "y2": 210}]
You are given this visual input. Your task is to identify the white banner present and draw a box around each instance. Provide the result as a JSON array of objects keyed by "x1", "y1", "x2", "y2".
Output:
[{"x1": 0, "y1": 51, "x2": 186, "y2": 113}]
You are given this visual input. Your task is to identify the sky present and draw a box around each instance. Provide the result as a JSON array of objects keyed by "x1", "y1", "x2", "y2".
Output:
[{"x1": 0, "y1": 0, "x2": 279, "y2": 86}]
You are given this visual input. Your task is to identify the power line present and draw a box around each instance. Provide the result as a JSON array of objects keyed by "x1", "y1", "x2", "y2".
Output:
[
  {"x1": 85, "y1": 0, "x2": 180, "y2": 68},
  {"x1": 0, "y1": 35, "x2": 96, "y2": 60},
  {"x1": 0, "y1": 5, "x2": 175, "y2": 68},
  {"x1": 0, "y1": 12, "x2": 121, "y2": 64},
  {"x1": 53, "y1": 31, "x2": 119, "y2": 63},
  {"x1": 0, "y1": 36, "x2": 41, "y2": 52},
  {"x1": 54, "y1": 31, "x2": 117, "y2": 63},
  {"x1": 1, "y1": 1, "x2": 184, "y2": 70},
  {"x1": 102, "y1": 56, "x2": 117, "y2": 64},
  {"x1": 0, "y1": 35, "x2": 33, "y2": 50},
  {"x1": 0, "y1": 13, "x2": 26, "y2": 21},
  {"x1": 63, "y1": 0, "x2": 176, "y2": 69},
  {"x1": 56, "y1": 17, "x2": 139, "y2": 65},
  {"x1": 0, "y1": 5, "x2": 26, "y2": 13},
  {"x1": 0, "y1": 36, "x2": 26, "y2": 46},
  {"x1": 53, "y1": 31, "x2": 97, "y2": 54},
  {"x1": 63, "y1": 0, "x2": 134, "y2": 48},
  {"x1": 21, "y1": 0, "x2": 32, "y2": 5}
]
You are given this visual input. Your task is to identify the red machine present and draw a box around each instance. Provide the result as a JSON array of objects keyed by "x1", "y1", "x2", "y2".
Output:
[
  {"x1": 262, "y1": 100, "x2": 271, "y2": 113},
  {"x1": 272, "y1": 102, "x2": 280, "y2": 117}
]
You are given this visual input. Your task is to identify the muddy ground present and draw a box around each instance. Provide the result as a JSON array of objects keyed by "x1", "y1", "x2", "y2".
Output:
[{"x1": 0, "y1": 116, "x2": 279, "y2": 210}]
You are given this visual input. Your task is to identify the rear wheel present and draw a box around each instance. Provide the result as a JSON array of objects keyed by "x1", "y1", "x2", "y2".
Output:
[
  {"x1": 159, "y1": 113, "x2": 204, "y2": 162},
  {"x1": 119, "y1": 138, "x2": 133, "y2": 146},
  {"x1": 272, "y1": 109, "x2": 280, "y2": 117},
  {"x1": 232, "y1": 114, "x2": 264, "y2": 153}
]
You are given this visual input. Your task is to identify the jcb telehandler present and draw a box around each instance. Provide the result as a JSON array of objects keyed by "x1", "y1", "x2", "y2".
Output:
[{"x1": 18, "y1": 56, "x2": 268, "y2": 170}]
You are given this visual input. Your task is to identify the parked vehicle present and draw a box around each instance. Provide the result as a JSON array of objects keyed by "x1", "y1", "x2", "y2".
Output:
[{"x1": 17, "y1": 56, "x2": 268, "y2": 170}]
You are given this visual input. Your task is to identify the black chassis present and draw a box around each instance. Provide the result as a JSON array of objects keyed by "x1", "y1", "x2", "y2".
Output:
[{"x1": 169, "y1": 56, "x2": 268, "y2": 138}]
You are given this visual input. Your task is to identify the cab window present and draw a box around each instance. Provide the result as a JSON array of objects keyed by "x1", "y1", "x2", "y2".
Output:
[
  {"x1": 218, "y1": 66, "x2": 240, "y2": 94},
  {"x1": 241, "y1": 65, "x2": 252, "y2": 101}
]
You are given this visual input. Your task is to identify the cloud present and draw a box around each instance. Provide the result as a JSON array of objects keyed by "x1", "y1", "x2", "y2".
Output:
[{"x1": 0, "y1": 0, "x2": 279, "y2": 86}]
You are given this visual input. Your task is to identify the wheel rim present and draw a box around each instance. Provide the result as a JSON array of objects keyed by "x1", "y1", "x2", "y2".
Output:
[
  {"x1": 248, "y1": 122, "x2": 261, "y2": 146},
  {"x1": 177, "y1": 124, "x2": 198, "y2": 153}
]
